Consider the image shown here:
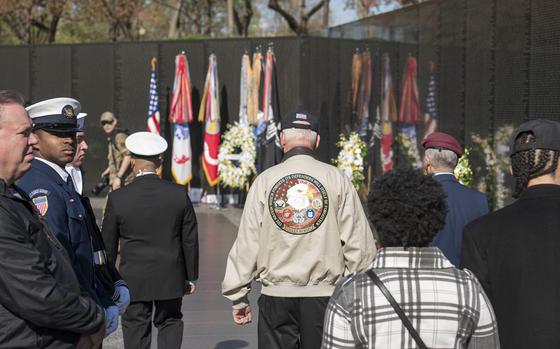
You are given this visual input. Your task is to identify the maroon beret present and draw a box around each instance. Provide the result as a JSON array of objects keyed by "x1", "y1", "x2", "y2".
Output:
[{"x1": 421, "y1": 132, "x2": 463, "y2": 157}]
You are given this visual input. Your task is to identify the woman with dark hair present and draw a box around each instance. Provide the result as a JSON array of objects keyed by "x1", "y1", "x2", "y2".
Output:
[{"x1": 322, "y1": 169, "x2": 499, "y2": 349}]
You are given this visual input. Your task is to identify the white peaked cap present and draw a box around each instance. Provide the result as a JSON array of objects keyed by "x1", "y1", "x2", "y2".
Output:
[
  {"x1": 125, "y1": 131, "x2": 168, "y2": 156},
  {"x1": 77, "y1": 113, "x2": 87, "y2": 131},
  {"x1": 26, "y1": 97, "x2": 81, "y2": 132}
]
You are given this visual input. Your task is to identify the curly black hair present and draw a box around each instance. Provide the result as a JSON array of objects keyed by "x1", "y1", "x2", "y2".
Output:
[
  {"x1": 367, "y1": 168, "x2": 447, "y2": 247},
  {"x1": 511, "y1": 131, "x2": 560, "y2": 198}
]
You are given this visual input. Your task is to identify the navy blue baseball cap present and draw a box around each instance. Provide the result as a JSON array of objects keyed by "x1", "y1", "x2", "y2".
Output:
[
  {"x1": 281, "y1": 110, "x2": 319, "y2": 132},
  {"x1": 26, "y1": 97, "x2": 80, "y2": 133}
]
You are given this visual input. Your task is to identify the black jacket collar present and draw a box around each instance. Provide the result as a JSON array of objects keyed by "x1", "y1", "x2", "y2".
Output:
[
  {"x1": 0, "y1": 180, "x2": 30, "y2": 202},
  {"x1": 519, "y1": 184, "x2": 560, "y2": 200},
  {"x1": 282, "y1": 147, "x2": 317, "y2": 162},
  {"x1": 132, "y1": 173, "x2": 160, "y2": 182},
  {"x1": 0, "y1": 180, "x2": 8, "y2": 195}
]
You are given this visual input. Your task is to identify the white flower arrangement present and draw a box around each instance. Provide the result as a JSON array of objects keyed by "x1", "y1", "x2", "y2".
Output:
[
  {"x1": 454, "y1": 148, "x2": 473, "y2": 187},
  {"x1": 471, "y1": 133, "x2": 498, "y2": 203},
  {"x1": 333, "y1": 132, "x2": 366, "y2": 191},
  {"x1": 471, "y1": 125, "x2": 513, "y2": 210},
  {"x1": 218, "y1": 122, "x2": 256, "y2": 189}
]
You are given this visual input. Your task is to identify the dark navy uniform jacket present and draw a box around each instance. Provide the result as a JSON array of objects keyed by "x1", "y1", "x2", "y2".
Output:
[
  {"x1": 18, "y1": 158, "x2": 112, "y2": 308},
  {"x1": 102, "y1": 174, "x2": 199, "y2": 302},
  {"x1": 431, "y1": 173, "x2": 489, "y2": 266}
]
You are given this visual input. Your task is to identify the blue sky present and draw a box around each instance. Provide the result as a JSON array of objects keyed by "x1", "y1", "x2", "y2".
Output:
[{"x1": 330, "y1": 1, "x2": 400, "y2": 26}]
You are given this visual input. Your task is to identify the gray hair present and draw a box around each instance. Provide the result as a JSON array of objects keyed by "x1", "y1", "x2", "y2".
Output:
[
  {"x1": 425, "y1": 148, "x2": 458, "y2": 170},
  {"x1": 282, "y1": 128, "x2": 318, "y2": 146},
  {"x1": 0, "y1": 90, "x2": 25, "y2": 128}
]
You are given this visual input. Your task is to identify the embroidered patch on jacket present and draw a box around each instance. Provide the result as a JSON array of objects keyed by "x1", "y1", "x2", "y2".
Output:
[
  {"x1": 32, "y1": 195, "x2": 49, "y2": 216},
  {"x1": 29, "y1": 188, "x2": 50, "y2": 198},
  {"x1": 268, "y1": 173, "x2": 329, "y2": 234}
]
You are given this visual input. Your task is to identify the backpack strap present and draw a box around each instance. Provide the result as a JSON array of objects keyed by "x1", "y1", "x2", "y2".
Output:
[{"x1": 365, "y1": 269, "x2": 429, "y2": 349}]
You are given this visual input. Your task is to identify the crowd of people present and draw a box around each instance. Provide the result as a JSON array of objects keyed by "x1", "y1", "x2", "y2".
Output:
[{"x1": 0, "y1": 88, "x2": 558, "y2": 349}]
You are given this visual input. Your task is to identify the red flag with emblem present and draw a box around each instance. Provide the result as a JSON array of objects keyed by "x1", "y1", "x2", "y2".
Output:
[{"x1": 198, "y1": 54, "x2": 220, "y2": 186}]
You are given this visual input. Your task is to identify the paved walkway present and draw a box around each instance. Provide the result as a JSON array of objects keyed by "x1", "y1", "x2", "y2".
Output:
[{"x1": 90, "y1": 200, "x2": 259, "y2": 349}]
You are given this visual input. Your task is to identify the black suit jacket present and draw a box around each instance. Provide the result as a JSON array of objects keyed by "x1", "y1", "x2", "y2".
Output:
[
  {"x1": 101, "y1": 174, "x2": 199, "y2": 301},
  {"x1": 461, "y1": 184, "x2": 560, "y2": 349}
]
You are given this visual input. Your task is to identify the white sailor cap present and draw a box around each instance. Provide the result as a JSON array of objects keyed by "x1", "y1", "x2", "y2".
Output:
[
  {"x1": 125, "y1": 132, "x2": 168, "y2": 157},
  {"x1": 26, "y1": 97, "x2": 81, "y2": 133},
  {"x1": 77, "y1": 113, "x2": 87, "y2": 131}
]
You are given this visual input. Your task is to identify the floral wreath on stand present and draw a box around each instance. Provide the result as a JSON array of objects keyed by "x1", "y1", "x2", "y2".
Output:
[
  {"x1": 218, "y1": 122, "x2": 257, "y2": 189},
  {"x1": 333, "y1": 132, "x2": 367, "y2": 191}
]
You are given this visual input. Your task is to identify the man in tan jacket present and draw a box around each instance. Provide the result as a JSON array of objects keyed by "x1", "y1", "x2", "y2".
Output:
[{"x1": 222, "y1": 110, "x2": 376, "y2": 349}]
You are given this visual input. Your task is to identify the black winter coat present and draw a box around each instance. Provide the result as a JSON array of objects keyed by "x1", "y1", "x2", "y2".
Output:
[
  {"x1": 0, "y1": 181, "x2": 104, "y2": 348},
  {"x1": 462, "y1": 184, "x2": 560, "y2": 349}
]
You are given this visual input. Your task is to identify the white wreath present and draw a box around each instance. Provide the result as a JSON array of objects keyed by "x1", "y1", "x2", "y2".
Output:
[{"x1": 218, "y1": 122, "x2": 257, "y2": 189}]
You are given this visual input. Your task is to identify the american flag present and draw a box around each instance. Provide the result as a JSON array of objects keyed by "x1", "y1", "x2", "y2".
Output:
[
  {"x1": 423, "y1": 71, "x2": 437, "y2": 138},
  {"x1": 147, "y1": 57, "x2": 161, "y2": 134}
]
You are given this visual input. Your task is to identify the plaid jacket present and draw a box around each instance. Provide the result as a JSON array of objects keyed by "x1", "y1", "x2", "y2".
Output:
[{"x1": 321, "y1": 247, "x2": 500, "y2": 349}]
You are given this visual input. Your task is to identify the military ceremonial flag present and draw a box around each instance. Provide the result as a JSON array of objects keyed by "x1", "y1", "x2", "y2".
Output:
[
  {"x1": 171, "y1": 124, "x2": 192, "y2": 184},
  {"x1": 169, "y1": 54, "x2": 194, "y2": 124},
  {"x1": 199, "y1": 54, "x2": 220, "y2": 186},
  {"x1": 356, "y1": 51, "x2": 372, "y2": 137},
  {"x1": 398, "y1": 56, "x2": 422, "y2": 167},
  {"x1": 262, "y1": 48, "x2": 274, "y2": 123},
  {"x1": 247, "y1": 52, "x2": 262, "y2": 125},
  {"x1": 169, "y1": 54, "x2": 194, "y2": 184},
  {"x1": 351, "y1": 52, "x2": 362, "y2": 121},
  {"x1": 147, "y1": 58, "x2": 160, "y2": 134},
  {"x1": 399, "y1": 56, "x2": 421, "y2": 124},
  {"x1": 423, "y1": 65, "x2": 438, "y2": 138},
  {"x1": 239, "y1": 53, "x2": 250, "y2": 125},
  {"x1": 380, "y1": 54, "x2": 396, "y2": 173},
  {"x1": 257, "y1": 47, "x2": 282, "y2": 172}
]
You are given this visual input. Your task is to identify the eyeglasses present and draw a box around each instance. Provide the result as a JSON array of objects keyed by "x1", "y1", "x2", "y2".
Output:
[{"x1": 101, "y1": 120, "x2": 113, "y2": 126}]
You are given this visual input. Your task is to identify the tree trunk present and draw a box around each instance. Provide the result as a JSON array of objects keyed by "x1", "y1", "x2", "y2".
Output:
[
  {"x1": 233, "y1": 0, "x2": 253, "y2": 37},
  {"x1": 168, "y1": 0, "x2": 182, "y2": 38},
  {"x1": 48, "y1": 15, "x2": 60, "y2": 43},
  {"x1": 322, "y1": 0, "x2": 329, "y2": 27},
  {"x1": 227, "y1": 0, "x2": 234, "y2": 35},
  {"x1": 268, "y1": 0, "x2": 302, "y2": 35},
  {"x1": 205, "y1": 0, "x2": 213, "y2": 36},
  {"x1": 269, "y1": 0, "x2": 325, "y2": 36}
]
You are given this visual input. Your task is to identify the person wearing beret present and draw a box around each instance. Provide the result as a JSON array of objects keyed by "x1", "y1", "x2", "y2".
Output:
[
  {"x1": 462, "y1": 120, "x2": 560, "y2": 349},
  {"x1": 0, "y1": 91, "x2": 104, "y2": 348},
  {"x1": 18, "y1": 98, "x2": 120, "y2": 339},
  {"x1": 101, "y1": 132, "x2": 199, "y2": 349},
  {"x1": 421, "y1": 132, "x2": 488, "y2": 266},
  {"x1": 65, "y1": 112, "x2": 131, "y2": 317}
]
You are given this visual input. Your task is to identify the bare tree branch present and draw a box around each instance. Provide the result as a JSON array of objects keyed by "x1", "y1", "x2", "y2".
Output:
[
  {"x1": 231, "y1": 0, "x2": 252, "y2": 36},
  {"x1": 304, "y1": 0, "x2": 325, "y2": 20},
  {"x1": 268, "y1": 0, "x2": 301, "y2": 34}
]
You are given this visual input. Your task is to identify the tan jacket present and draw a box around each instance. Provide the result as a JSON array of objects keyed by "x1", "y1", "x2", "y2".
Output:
[
  {"x1": 222, "y1": 148, "x2": 376, "y2": 309},
  {"x1": 107, "y1": 131, "x2": 134, "y2": 186}
]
